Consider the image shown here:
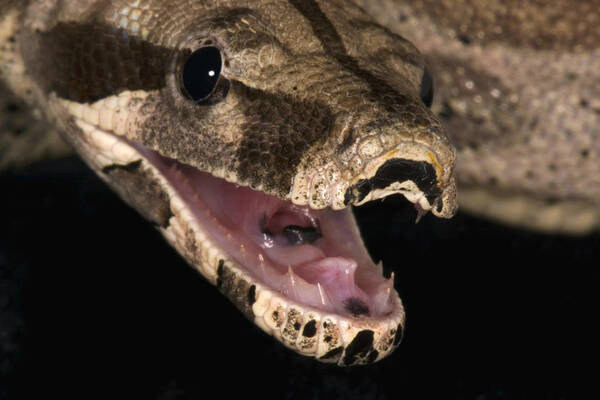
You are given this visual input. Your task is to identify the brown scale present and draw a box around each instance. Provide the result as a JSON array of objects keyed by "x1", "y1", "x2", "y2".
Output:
[{"x1": 27, "y1": 21, "x2": 175, "y2": 103}]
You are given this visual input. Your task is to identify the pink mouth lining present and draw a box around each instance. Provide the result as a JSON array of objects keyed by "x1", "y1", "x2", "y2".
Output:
[{"x1": 143, "y1": 149, "x2": 394, "y2": 318}]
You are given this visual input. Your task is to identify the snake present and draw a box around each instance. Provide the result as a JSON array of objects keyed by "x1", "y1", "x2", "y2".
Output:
[{"x1": 0, "y1": 0, "x2": 597, "y2": 366}]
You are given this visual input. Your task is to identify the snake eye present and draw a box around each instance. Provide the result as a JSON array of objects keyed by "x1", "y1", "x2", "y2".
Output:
[
  {"x1": 181, "y1": 46, "x2": 223, "y2": 102},
  {"x1": 419, "y1": 66, "x2": 434, "y2": 108}
]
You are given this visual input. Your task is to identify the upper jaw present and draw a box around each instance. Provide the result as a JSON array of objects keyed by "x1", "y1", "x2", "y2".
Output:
[{"x1": 289, "y1": 138, "x2": 458, "y2": 219}]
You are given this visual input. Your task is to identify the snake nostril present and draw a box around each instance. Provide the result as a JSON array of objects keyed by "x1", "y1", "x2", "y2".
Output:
[
  {"x1": 373, "y1": 158, "x2": 436, "y2": 188},
  {"x1": 344, "y1": 158, "x2": 442, "y2": 206}
]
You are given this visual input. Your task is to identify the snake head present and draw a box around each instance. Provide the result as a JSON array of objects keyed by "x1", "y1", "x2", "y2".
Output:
[{"x1": 15, "y1": 0, "x2": 457, "y2": 365}]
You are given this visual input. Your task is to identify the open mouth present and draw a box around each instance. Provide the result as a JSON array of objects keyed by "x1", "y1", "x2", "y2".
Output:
[
  {"x1": 142, "y1": 148, "x2": 395, "y2": 319},
  {"x1": 64, "y1": 90, "x2": 454, "y2": 363}
]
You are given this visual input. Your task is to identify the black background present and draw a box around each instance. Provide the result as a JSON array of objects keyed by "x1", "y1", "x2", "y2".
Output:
[{"x1": 1, "y1": 157, "x2": 598, "y2": 399}]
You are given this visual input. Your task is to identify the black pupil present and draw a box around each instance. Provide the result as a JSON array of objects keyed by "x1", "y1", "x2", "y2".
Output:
[
  {"x1": 420, "y1": 67, "x2": 434, "y2": 108},
  {"x1": 182, "y1": 46, "x2": 222, "y2": 101}
]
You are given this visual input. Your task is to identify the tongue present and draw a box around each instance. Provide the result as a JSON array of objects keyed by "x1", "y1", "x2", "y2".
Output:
[
  {"x1": 277, "y1": 257, "x2": 394, "y2": 316},
  {"x1": 278, "y1": 257, "x2": 368, "y2": 315},
  {"x1": 294, "y1": 257, "x2": 358, "y2": 288},
  {"x1": 293, "y1": 257, "x2": 371, "y2": 314}
]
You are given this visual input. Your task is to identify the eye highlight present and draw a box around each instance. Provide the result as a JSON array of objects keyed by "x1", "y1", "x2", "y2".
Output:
[
  {"x1": 419, "y1": 66, "x2": 434, "y2": 108},
  {"x1": 181, "y1": 46, "x2": 223, "y2": 102}
]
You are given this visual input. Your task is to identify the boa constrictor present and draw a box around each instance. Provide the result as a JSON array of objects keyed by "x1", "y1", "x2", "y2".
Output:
[{"x1": 0, "y1": 0, "x2": 597, "y2": 365}]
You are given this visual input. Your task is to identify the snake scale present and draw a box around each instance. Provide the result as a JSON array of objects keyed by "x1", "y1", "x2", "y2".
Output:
[{"x1": 0, "y1": 0, "x2": 597, "y2": 366}]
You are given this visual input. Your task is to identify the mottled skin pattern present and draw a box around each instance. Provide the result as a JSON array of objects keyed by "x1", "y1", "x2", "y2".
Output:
[
  {"x1": 0, "y1": 0, "x2": 459, "y2": 365},
  {"x1": 358, "y1": 0, "x2": 600, "y2": 233}
]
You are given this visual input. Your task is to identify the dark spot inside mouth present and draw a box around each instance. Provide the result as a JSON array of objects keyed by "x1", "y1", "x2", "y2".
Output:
[
  {"x1": 260, "y1": 213, "x2": 271, "y2": 235},
  {"x1": 343, "y1": 298, "x2": 370, "y2": 316},
  {"x1": 282, "y1": 225, "x2": 321, "y2": 245},
  {"x1": 261, "y1": 211, "x2": 322, "y2": 246}
]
